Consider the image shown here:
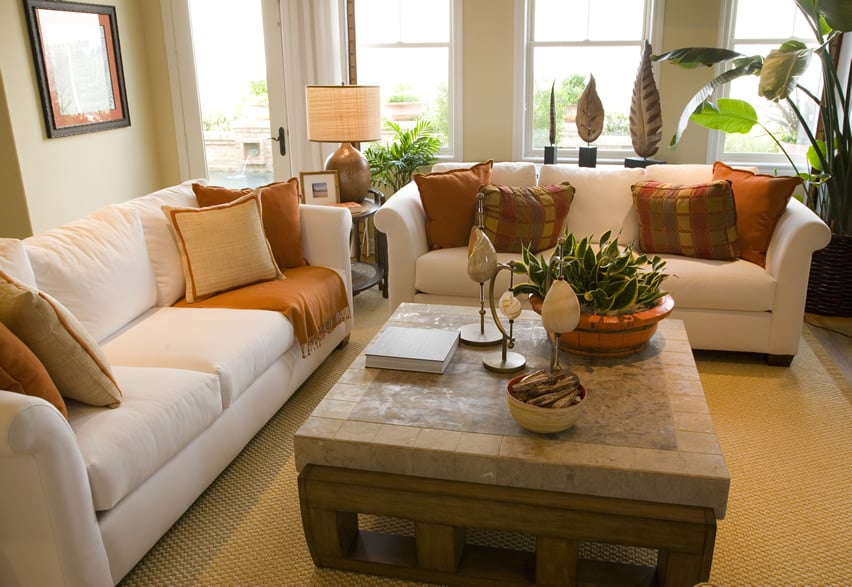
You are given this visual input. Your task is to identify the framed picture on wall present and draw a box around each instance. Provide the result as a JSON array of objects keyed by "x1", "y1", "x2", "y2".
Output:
[
  {"x1": 23, "y1": 0, "x2": 131, "y2": 138},
  {"x1": 299, "y1": 170, "x2": 341, "y2": 205}
]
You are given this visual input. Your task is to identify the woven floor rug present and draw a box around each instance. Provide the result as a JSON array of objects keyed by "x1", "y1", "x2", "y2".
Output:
[{"x1": 120, "y1": 290, "x2": 852, "y2": 586}]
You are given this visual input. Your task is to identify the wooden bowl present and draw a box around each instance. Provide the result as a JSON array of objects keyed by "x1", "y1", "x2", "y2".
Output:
[{"x1": 506, "y1": 374, "x2": 586, "y2": 434}]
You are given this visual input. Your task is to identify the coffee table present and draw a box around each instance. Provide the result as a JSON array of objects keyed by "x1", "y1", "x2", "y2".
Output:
[{"x1": 295, "y1": 303, "x2": 729, "y2": 586}]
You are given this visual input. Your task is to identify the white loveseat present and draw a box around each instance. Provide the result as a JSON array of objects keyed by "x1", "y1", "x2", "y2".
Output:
[
  {"x1": 0, "y1": 180, "x2": 354, "y2": 586},
  {"x1": 375, "y1": 162, "x2": 831, "y2": 365}
]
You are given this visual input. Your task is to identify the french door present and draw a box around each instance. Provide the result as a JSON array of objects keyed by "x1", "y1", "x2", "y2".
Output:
[{"x1": 164, "y1": 0, "x2": 292, "y2": 186}]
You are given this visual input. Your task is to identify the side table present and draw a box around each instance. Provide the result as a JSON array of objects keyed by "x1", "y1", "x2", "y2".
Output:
[{"x1": 350, "y1": 189, "x2": 388, "y2": 297}]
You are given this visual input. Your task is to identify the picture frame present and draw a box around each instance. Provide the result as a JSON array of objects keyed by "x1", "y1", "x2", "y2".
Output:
[
  {"x1": 23, "y1": 0, "x2": 130, "y2": 138},
  {"x1": 299, "y1": 170, "x2": 341, "y2": 205}
]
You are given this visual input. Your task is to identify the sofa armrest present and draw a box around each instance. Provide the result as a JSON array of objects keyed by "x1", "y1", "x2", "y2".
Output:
[
  {"x1": 374, "y1": 182, "x2": 430, "y2": 311},
  {"x1": 764, "y1": 198, "x2": 831, "y2": 354},
  {"x1": 300, "y1": 204, "x2": 354, "y2": 305},
  {"x1": 0, "y1": 391, "x2": 113, "y2": 586}
]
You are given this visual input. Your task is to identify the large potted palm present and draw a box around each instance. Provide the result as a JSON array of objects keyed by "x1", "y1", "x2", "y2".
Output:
[
  {"x1": 364, "y1": 119, "x2": 441, "y2": 194},
  {"x1": 652, "y1": 0, "x2": 852, "y2": 315}
]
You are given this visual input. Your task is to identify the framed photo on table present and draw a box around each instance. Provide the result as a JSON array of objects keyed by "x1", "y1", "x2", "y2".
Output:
[
  {"x1": 23, "y1": 0, "x2": 130, "y2": 138},
  {"x1": 300, "y1": 170, "x2": 340, "y2": 205}
]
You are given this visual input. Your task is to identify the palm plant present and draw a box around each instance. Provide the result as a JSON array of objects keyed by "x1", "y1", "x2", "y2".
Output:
[
  {"x1": 652, "y1": 0, "x2": 852, "y2": 236},
  {"x1": 364, "y1": 119, "x2": 441, "y2": 194}
]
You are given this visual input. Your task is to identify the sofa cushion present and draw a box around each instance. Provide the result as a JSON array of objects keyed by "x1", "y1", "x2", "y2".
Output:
[
  {"x1": 101, "y1": 306, "x2": 293, "y2": 407},
  {"x1": 0, "y1": 238, "x2": 37, "y2": 288},
  {"x1": 0, "y1": 322, "x2": 68, "y2": 419},
  {"x1": 480, "y1": 183, "x2": 575, "y2": 253},
  {"x1": 415, "y1": 160, "x2": 493, "y2": 249},
  {"x1": 23, "y1": 206, "x2": 158, "y2": 343},
  {"x1": 163, "y1": 193, "x2": 283, "y2": 303},
  {"x1": 712, "y1": 161, "x2": 802, "y2": 267},
  {"x1": 0, "y1": 271, "x2": 122, "y2": 407},
  {"x1": 121, "y1": 180, "x2": 202, "y2": 306},
  {"x1": 192, "y1": 178, "x2": 307, "y2": 269},
  {"x1": 632, "y1": 180, "x2": 739, "y2": 260},
  {"x1": 431, "y1": 161, "x2": 537, "y2": 186},
  {"x1": 643, "y1": 164, "x2": 713, "y2": 185},
  {"x1": 538, "y1": 166, "x2": 645, "y2": 246},
  {"x1": 70, "y1": 365, "x2": 222, "y2": 511},
  {"x1": 661, "y1": 255, "x2": 776, "y2": 312}
]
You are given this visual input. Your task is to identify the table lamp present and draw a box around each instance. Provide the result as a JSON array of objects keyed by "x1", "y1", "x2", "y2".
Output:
[{"x1": 305, "y1": 85, "x2": 382, "y2": 203}]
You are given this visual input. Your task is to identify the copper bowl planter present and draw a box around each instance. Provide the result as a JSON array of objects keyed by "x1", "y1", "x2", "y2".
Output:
[{"x1": 529, "y1": 294, "x2": 675, "y2": 358}]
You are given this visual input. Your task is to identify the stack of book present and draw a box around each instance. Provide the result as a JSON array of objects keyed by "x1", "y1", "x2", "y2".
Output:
[{"x1": 364, "y1": 326, "x2": 460, "y2": 374}]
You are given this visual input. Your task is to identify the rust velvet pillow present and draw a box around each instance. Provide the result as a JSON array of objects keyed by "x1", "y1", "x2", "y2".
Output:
[
  {"x1": 632, "y1": 180, "x2": 739, "y2": 260},
  {"x1": 414, "y1": 160, "x2": 493, "y2": 249},
  {"x1": 193, "y1": 178, "x2": 306, "y2": 269},
  {"x1": 480, "y1": 183, "x2": 575, "y2": 253},
  {"x1": 0, "y1": 322, "x2": 68, "y2": 419},
  {"x1": 712, "y1": 161, "x2": 802, "y2": 267}
]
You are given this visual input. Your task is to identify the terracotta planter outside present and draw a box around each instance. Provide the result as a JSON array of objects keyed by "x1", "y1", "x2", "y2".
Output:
[{"x1": 530, "y1": 294, "x2": 675, "y2": 357}]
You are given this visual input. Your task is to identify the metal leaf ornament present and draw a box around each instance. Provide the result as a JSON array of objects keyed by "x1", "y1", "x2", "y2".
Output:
[
  {"x1": 575, "y1": 74, "x2": 604, "y2": 144},
  {"x1": 549, "y1": 81, "x2": 556, "y2": 145},
  {"x1": 630, "y1": 40, "x2": 663, "y2": 158}
]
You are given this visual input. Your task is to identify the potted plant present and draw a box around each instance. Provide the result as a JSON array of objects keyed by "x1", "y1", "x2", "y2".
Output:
[
  {"x1": 384, "y1": 84, "x2": 424, "y2": 121},
  {"x1": 364, "y1": 119, "x2": 442, "y2": 194},
  {"x1": 509, "y1": 231, "x2": 673, "y2": 357},
  {"x1": 651, "y1": 0, "x2": 852, "y2": 315}
]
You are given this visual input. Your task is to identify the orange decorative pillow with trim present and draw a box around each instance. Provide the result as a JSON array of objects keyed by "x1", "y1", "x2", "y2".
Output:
[
  {"x1": 712, "y1": 161, "x2": 802, "y2": 267},
  {"x1": 193, "y1": 178, "x2": 306, "y2": 269},
  {"x1": 415, "y1": 160, "x2": 493, "y2": 249},
  {"x1": 0, "y1": 322, "x2": 68, "y2": 419}
]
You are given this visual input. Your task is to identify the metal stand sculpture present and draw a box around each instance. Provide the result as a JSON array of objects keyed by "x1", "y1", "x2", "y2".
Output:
[
  {"x1": 482, "y1": 263, "x2": 526, "y2": 373},
  {"x1": 459, "y1": 194, "x2": 502, "y2": 346}
]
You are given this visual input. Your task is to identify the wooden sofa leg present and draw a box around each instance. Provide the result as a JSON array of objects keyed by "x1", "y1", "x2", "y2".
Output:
[
  {"x1": 336, "y1": 335, "x2": 350, "y2": 350},
  {"x1": 767, "y1": 354, "x2": 793, "y2": 367}
]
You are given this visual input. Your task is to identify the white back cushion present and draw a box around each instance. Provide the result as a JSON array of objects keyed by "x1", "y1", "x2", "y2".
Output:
[
  {"x1": 431, "y1": 162, "x2": 538, "y2": 187},
  {"x1": 0, "y1": 238, "x2": 37, "y2": 288},
  {"x1": 643, "y1": 164, "x2": 713, "y2": 184},
  {"x1": 24, "y1": 206, "x2": 158, "y2": 343},
  {"x1": 539, "y1": 166, "x2": 645, "y2": 246}
]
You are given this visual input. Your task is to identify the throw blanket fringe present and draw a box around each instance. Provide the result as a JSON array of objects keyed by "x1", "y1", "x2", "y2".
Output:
[{"x1": 174, "y1": 266, "x2": 350, "y2": 357}]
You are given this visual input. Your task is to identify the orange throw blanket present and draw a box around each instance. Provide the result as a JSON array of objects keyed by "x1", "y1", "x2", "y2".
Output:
[{"x1": 173, "y1": 266, "x2": 350, "y2": 357}]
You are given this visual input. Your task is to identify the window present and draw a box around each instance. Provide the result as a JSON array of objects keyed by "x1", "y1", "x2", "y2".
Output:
[
  {"x1": 713, "y1": 0, "x2": 822, "y2": 170},
  {"x1": 353, "y1": 0, "x2": 460, "y2": 157},
  {"x1": 519, "y1": 0, "x2": 662, "y2": 162}
]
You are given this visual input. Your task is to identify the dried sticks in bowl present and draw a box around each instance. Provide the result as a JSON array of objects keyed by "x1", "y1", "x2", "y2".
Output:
[{"x1": 509, "y1": 369, "x2": 583, "y2": 409}]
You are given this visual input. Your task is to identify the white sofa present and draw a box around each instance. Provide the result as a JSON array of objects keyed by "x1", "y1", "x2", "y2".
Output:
[
  {"x1": 375, "y1": 162, "x2": 831, "y2": 365},
  {"x1": 0, "y1": 180, "x2": 354, "y2": 586}
]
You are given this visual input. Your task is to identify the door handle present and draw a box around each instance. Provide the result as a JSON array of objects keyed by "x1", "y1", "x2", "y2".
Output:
[{"x1": 271, "y1": 126, "x2": 286, "y2": 156}]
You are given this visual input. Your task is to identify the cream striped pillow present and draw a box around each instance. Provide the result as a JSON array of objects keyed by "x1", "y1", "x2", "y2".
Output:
[{"x1": 163, "y1": 192, "x2": 283, "y2": 303}]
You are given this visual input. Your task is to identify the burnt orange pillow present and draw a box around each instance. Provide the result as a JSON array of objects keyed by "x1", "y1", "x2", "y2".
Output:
[
  {"x1": 0, "y1": 322, "x2": 68, "y2": 419},
  {"x1": 712, "y1": 161, "x2": 802, "y2": 267},
  {"x1": 415, "y1": 160, "x2": 493, "y2": 249},
  {"x1": 193, "y1": 178, "x2": 306, "y2": 269}
]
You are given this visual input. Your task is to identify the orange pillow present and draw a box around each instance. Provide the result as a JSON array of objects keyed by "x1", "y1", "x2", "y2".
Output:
[
  {"x1": 415, "y1": 160, "x2": 493, "y2": 249},
  {"x1": 0, "y1": 322, "x2": 68, "y2": 419},
  {"x1": 712, "y1": 161, "x2": 802, "y2": 267},
  {"x1": 193, "y1": 179, "x2": 306, "y2": 269}
]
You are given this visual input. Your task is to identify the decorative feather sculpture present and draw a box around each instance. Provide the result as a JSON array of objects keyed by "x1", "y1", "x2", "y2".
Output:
[
  {"x1": 630, "y1": 40, "x2": 663, "y2": 158},
  {"x1": 549, "y1": 81, "x2": 556, "y2": 146},
  {"x1": 575, "y1": 74, "x2": 604, "y2": 144}
]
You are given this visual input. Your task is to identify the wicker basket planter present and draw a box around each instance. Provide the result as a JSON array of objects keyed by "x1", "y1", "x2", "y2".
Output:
[{"x1": 806, "y1": 233, "x2": 852, "y2": 317}]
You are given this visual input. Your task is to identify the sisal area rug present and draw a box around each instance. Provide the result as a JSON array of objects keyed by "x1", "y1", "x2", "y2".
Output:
[{"x1": 120, "y1": 289, "x2": 851, "y2": 586}]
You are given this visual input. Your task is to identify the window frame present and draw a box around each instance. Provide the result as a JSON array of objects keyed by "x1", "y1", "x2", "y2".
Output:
[
  {"x1": 514, "y1": 0, "x2": 664, "y2": 163},
  {"x1": 709, "y1": 0, "x2": 818, "y2": 173},
  {"x1": 351, "y1": 0, "x2": 462, "y2": 160}
]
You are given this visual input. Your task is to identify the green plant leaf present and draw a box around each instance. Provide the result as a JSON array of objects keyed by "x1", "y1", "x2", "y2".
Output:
[
  {"x1": 758, "y1": 41, "x2": 811, "y2": 101},
  {"x1": 690, "y1": 98, "x2": 760, "y2": 134}
]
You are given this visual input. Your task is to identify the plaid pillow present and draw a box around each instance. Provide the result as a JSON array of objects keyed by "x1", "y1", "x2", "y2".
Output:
[
  {"x1": 480, "y1": 183, "x2": 575, "y2": 253},
  {"x1": 632, "y1": 180, "x2": 739, "y2": 260}
]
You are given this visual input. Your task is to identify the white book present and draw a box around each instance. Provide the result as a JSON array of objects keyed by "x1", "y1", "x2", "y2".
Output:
[{"x1": 365, "y1": 326, "x2": 460, "y2": 374}]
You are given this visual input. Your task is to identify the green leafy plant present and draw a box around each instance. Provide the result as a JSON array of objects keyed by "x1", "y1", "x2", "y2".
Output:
[
  {"x1": 364, "y1": 119, "x2": 441, "y2": 193},
  {"x1": 386, "y1": 84, "x2": 420, "y2": 103},
  {"x1": 509, "y1": 231, "x2": 670, "y2": 316},
  {"x1": 652, "y1": 0, "x2": 852, "y2": 235}
]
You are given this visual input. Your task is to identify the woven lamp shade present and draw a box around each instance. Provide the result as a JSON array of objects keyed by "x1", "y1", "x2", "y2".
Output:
[{"x1": 305, "y1": 85, "x2": 382, "y2": 143}]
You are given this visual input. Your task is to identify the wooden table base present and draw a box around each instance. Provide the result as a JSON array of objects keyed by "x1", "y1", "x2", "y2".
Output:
[{"x1": 298, "y1": 465, "x2": 716, "y2": 587}]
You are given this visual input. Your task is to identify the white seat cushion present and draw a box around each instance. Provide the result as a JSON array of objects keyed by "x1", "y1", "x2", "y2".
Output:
[
  {"x1": 659, "y1": 255, "x2": 776, "y2": 312},
  {"x1": 70, "y1": 365, "x2": 222, "y2": 511},
  {"x1": 101, "y1": 306, "x2": 294, "y2": 407}
]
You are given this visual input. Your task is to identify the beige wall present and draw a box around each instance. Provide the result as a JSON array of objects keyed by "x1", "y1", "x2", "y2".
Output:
[
  {"x1": 2, "y1": 0, "x2": 724, "y2": 237},
  {"x1": 0, "y1": 0, "x2": 176, "y2": 236}
]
